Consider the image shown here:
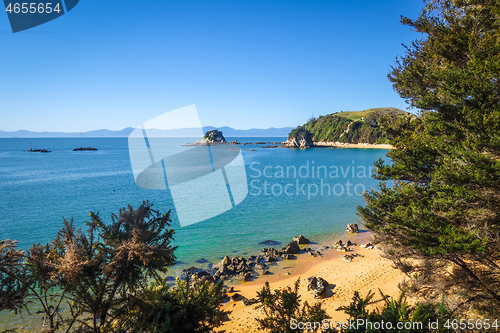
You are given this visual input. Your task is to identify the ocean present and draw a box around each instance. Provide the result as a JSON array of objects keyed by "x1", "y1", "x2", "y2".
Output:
[
  {"x1": 0, "y1": 137, "x2": 387, "y2": 268},
  {"x1": 0, "y1": 137, "x2": 389, "y2": 329}
]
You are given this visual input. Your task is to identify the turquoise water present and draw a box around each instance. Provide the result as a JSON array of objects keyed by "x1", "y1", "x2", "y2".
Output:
[{"x1": 0, "y1": 138, "x2": 387, "y2": 269}]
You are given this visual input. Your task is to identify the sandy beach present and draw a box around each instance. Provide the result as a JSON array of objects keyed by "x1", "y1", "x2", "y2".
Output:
[
  {"x1": 217, "y1": 232, "x2": 407, "y2": 332},
  {"x1": 314, "y1": 142, "x2": 393, "y2": 149}
]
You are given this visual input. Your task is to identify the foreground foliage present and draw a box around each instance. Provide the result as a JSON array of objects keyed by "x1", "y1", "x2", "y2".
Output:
[
  {"x1": 358, "y1": 0, "x2": 500, "y2": 317},
  {"x1": 338, "y1": 289, "x2": 448, "y2": 333},
  {"x1": 0, "y1": 202, "x2": 227, "y2": 333},
  {"x1": 256, "y1": 279, "x2": 333, "y2": 333}
]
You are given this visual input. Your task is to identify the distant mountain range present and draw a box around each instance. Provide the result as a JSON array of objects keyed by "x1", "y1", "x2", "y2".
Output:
[{"x1": 0, "y1": 126, "x2": 294, "y2": 138}]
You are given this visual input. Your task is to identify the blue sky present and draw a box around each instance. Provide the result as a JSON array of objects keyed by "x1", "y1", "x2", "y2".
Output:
[{"x1": 0, "y1": 0, "x2": 424, "y2": 132}]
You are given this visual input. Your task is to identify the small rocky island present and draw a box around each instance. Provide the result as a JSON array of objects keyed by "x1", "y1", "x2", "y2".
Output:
[
  {"x1": 25, "y1": 143, "x2": 51, "y2": 153},
  {"x1": 26, "y1": 148, "x2": 51, "y2": 153},
  {"x1": 186, "y1": 129, "x2": 232, "y2": 146},
  {"x1": 73, "y1": 147, "x2": 98, "y2": 151}
]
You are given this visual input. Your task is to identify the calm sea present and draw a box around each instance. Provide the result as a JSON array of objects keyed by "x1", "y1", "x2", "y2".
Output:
[
  {"x1": 0, "y1": 137, "x2": 387, "y2": 269},
  {"x1": 0, "y1": 137, "x2": 389, "y2": 329}
]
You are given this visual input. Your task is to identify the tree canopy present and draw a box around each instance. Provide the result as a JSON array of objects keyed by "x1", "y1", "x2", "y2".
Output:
[{"x1": 358, "y1": 0, "x2": 500, "y2": 317}]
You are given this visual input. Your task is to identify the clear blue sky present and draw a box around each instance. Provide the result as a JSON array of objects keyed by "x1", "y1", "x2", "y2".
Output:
[{"x1": 0, "y1": 0, "x2": 424, "y2": 132}]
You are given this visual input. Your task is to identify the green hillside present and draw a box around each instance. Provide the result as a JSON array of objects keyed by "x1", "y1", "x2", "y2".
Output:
[{"x1": 288, "y1": 107, "x2": 410, "y2": 144}]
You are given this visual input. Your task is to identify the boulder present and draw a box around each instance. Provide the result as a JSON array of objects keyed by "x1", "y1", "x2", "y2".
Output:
[
  {"x1": 255, "y1": 263, "x2": 267, "y2": 270},
  {"x1": 230, "y1": 293, "x2": 244, "y2": 302},
  {"x1": 281, "y1": 253, "x2": 296, "y2": 260},
  {"x1": 237, "y1": 272, "x2": 252, "y2": 282},
  {"x1": 282, "y1": 242, "x2": 300, "y2": 255},
  {"x1": 306, "y1": 276, "x2": 329, "y2": 299},
  {"x1": 361, "y1": 243, "x2": 374, "y2": 249},
  {"x1": 265, "y1": 255, "x2": 277, "y2": 263},
  {"x1": 292, "y1": 235, "x2": 311, "y2": 244},
  {"x1": 262, "y1": 248, "x2": 279, "y2": 256},
  {"x1": 306, "y1": 277, "x2": 318, "y2": 291},
  {"x1": 333, "y1": 240, "x2": 343, "y2": 248},
  {"x1": 241, "y1": 298, "x2": 259, "y2": 306},
  {"x1": 198, "y1": 275, "x2": 216, "y2": 285},
  {"x1": 346, "y1": 224, "x2": 359, "y2": 233}
]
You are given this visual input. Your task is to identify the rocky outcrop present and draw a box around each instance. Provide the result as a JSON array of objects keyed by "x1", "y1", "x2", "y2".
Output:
[
  {"x1": 281, "y1": 242, "x2": 301, "y2": 254},
  {"x1": 293, "y1": 235, "x2": 310, "y2": 244},
  {"x1": 73, "y1": 147, "x2": 97, "y2": 151},
  {"x1": 342, "y1": 253, "x2": 363, "y2": 262},
  {"x1": 346, "y1": 224, "x2": 359, "y2": 233},
  {"x1": 284, "y1": 134, "x2": 313, "y2": 148},
  {"x1": 241, "y1": 297, "x2": 259, "y2": 306},
  {"x1": 306, "y1": 276, "x2": 329, "y2": 299},
  {"x1": 189, "y1": 129, "x2": 227, "y2": 146}
]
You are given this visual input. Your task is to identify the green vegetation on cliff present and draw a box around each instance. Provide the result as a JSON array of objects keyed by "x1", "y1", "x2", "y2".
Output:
[{"x1": 288, "y1": 107, "x2": 410, "y2": 144}]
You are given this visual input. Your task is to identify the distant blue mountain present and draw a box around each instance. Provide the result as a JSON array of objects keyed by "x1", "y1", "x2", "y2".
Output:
[{"x1": 0, "y1": 126, "x2": 293, "y2": 138}]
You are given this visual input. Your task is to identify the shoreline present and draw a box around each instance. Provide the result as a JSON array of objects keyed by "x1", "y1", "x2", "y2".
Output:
[
  {"x1": 313, "y1": 142, "x2": 393, "y2": 149},
  {"x1": 216, "y1": 230, "x2": 407, "y2": 332}
]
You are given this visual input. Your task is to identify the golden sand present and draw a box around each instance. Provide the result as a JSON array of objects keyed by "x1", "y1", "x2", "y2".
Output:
[{"x1": 217, "y1": 233, "x2": 406, "y2": 332}]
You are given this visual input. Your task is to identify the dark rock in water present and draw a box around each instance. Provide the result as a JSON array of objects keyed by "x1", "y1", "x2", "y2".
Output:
[
  {"x1": 241, "y1": 298, "x2": 259, "y2": 306},
  {"x1": 265, "y1": 255, "x2": 276, "y2": 263},
  {"x1": 262, "y1": 248, "x2": 279, "y2": 256},
  {"x1": 195, "y1": 258, "x2": 209, "y2": 264},
  {"x1": 26, "y1": 149, "x2": 51, "y2": 153},
  {"x1": 292, "y1": 235, "x2": 311, "y2": 244},
  {"x1": 198, "y1": 275, "x2": 215, "y2": 285},
  {"x1": 255, "y1": 263, "x2": 267, "y2": 270},
  {"x1": 259, "y1": 240, "x2": 282, "y2": 246},
  {"x1": 346, "y1": 224, "x2": 359, "y2": 233},
  {"x1": 230, "y1": 140, "x2": 239, "y2": 144},
  {"x1": 165, "y1": 276, "x2": 176, "y2": 282},
  {"x1": 73, "y1": 147, "x2": 97, "y2": 151},
  {"x1": 194, "y1": 271, "x2": 211, "y2": 279},
  {"x1": 183, "y1": 266, "x2": 200, "y2": 273},
  {"x1": 282, "y1": 242, "x2": 300, "y2": 255}
]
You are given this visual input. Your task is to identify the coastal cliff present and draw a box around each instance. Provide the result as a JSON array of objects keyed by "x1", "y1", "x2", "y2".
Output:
[{"x1": 285, "y1": 107, "x2": 411, "y2": 147}]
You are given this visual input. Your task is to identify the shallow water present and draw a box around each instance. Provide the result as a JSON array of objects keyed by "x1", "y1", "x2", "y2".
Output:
[{"x1": 0, "y1": 137, "x2": 388, "y2": 329}]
